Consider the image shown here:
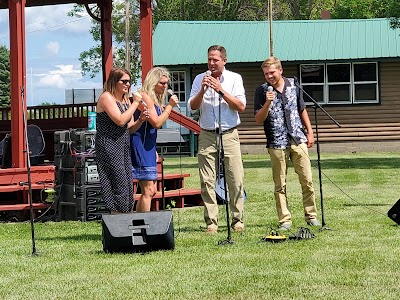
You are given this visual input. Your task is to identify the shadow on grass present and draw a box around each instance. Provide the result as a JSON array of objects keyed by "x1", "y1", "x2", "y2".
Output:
[
  {"x1": 343, "y1": 203, "x2": 393, "y2": 207},
  {"x1": 246, "y1": 157, "x2": 400, "y2": 170},
  {"x1": 316, "y1": 157, "x2": 400, "y2": 169},
  {"x1": 38, "y1": 234, "x2": 101, "y2": 242},
  {"x1": 168, "y1": 157, "x2": 400, "y2": 170}
]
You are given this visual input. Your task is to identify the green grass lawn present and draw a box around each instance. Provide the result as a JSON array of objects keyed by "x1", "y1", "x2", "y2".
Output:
[{"x1": 1, "y1": 152, "x2": 400, "y2": 300}]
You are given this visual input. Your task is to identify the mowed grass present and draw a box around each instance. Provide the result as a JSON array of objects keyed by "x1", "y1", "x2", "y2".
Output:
[{"x1": 0, "y1": 152, "x2": 399, "y2": 300}]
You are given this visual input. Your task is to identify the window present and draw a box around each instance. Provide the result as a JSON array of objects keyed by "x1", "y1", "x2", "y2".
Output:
[
  {"x1": 300, "y1": 62, "x2": 378, "y2": 104},
  {"x1": 169, "y1": 71, "x2": 186, "y2": 102}
]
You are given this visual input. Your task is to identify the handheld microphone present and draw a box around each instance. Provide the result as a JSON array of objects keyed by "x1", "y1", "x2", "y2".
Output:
[
  {"x1": 133, "y1": 91, "x2": 147, "y2": 107},
  {"x1": 167, "y1": 89, "x2": 180, "y2": 109},
  {"x1": 204, "y1": 70, "x2": 212, "y2": 91},
  {"x1": 267, "y1": 86, "x2": 273, "y2": 93}
]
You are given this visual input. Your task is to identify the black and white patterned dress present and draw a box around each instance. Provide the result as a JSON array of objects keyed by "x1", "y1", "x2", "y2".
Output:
[{"x1": 95, "y1": 101, "x2": 134, "y2": 212}]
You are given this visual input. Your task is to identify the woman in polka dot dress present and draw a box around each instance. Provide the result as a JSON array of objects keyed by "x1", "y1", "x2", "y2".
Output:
[
  {"x1": 130, "y1": 67, "x2": 179, "y2": 212},
  {"x1": 95, "y1": 68, "x2": 148, "y2": 213}
]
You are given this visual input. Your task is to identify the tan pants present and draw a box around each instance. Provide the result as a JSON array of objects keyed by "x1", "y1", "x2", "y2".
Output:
[
  {"x1": 198, "y1": 129, "x2": 244, "y2": 230},
  {"x1": 268, "y1": 142, "x2": 317, "y2": 225}
]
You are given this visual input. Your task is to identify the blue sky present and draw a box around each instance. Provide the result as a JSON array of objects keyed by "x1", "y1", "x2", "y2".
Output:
[{"x1": 0, "y1": 4, "x2": 103, "y2": 106}]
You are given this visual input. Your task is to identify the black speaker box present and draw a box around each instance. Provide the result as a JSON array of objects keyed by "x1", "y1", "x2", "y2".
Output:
[
  {"x1": 388, "y1": 199, "x2": 400, "y2": 225},
  {"x1": 102, "y1": 211, "x2": 174, "y2": 253}
]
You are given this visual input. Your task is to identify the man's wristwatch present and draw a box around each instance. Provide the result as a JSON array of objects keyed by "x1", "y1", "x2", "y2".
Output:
[{"x1": 218, "y1": 90, "x2": 225, "y2": 97}]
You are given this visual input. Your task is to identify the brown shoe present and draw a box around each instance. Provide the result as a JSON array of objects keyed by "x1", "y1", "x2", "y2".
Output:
[{"x1": 232, "y1": 222, "x2": 244, "y2": 232}]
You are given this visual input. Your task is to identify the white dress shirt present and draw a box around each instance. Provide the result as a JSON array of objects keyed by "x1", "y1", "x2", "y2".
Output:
[{"x1": 188, "y1": 68, "x2": 246, "y2": 131}]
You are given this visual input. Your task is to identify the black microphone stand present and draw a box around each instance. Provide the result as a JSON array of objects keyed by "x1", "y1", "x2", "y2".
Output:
[
  {"x1": 294, "y1": 79, "x2": 341, "y2": 231},
  {"x1": 161, "y1": 155, "x2": 165, "y2": 210},
  {"x1": 21, "y1": 86, "x2": 38, "y2": 255},
  {"x1": 217, "y1": 94, "x2": 234, "y2": 246}
]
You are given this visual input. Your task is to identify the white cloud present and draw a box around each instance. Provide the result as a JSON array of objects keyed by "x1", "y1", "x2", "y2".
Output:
[
  {"x1": 37, "y1": 64, "x2": 81, "y2": 88},
  {"x1": 25, "y1": 4, "x2": 92, "y2": 35},
  {"x1": 38, "y1": 73, "x2": 67, "y2": 89},
  {"x1": 36, "y1": 64, "x2": 100, "y2": 91},
  {"x1": 46, "y1": 41, "x2": 60, "y2": 55},
  {"x1": 0, "y1": 4, "x2": 92, "y2": 43}
]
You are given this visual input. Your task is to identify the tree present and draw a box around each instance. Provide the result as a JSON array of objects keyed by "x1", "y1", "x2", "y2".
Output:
[
  {"x1": 388, "y1": 1, "x2": 400, "y2": 29},
  {"x1": 70, "y1": 0, "x2": 400, "y2": 80},
  {"x1": 154, "y1": 0, "x2": 271, "y2": 22},
  {"x1": 330, "y1": 0, "x2": 390, "y2": 19},
  {"x1": 68, "y1": 1, "x2": 141, "y2": 84},
  {"x1": 0, "y1": 45, "x2": 11, "y2": 107}
]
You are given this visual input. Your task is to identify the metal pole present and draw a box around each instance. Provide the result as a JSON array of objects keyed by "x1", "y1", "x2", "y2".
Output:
[
  {"x1": 269, "y1": 0, "x2": 273, "y2": 56},
  {"x1": 125, "y1": 0, "x2": 130, "y2": 71}
]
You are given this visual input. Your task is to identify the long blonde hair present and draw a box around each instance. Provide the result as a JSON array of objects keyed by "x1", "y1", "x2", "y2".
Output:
[
  {"x1": 103, "y1": 67, "x2": 131, "y2": 101},
  {"x1": 140, "y1": 67, "x2": 170, "y2": 106}
]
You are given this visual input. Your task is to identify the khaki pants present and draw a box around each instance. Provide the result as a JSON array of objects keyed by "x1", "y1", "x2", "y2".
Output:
[
  {"x1": 268, "y1": 142, "x2": 317, "y2": 225},
  {"x1": 198, "y1": 129, "x2": 244, "y2": 229}
]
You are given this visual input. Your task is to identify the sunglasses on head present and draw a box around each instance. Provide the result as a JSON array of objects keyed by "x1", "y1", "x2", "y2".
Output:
[{"x1": 119, "y1": 79, "x2": 131, "y2": 85}]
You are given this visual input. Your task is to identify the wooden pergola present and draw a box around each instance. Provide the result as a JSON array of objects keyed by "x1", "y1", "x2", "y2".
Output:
[
  {"x1": 0, "y1": 0, "x2": 154, "y2": 212},
  {"x1": 0, "y1": 0, "x2": 153, "y2": 169}
]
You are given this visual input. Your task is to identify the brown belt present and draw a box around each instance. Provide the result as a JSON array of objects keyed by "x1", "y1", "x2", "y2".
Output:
[{"x1": 201, "y1": 126, "x2": 237, "y2": 134}]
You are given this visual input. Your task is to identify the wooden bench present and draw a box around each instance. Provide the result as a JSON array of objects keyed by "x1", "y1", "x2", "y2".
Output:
[
  {"x1": 0, "y1": 203, "x2": 50, "y2": 212},
  {"x1": 134, "y1": 188, "x2": 203, "y2": 211}
]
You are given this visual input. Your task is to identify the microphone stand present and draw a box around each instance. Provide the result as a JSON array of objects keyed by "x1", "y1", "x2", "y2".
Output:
[
  {"x1": 294, "y1": 80, "x2": 341, "y2": 231},
  {"x1": 21, "y1": 86, "x2": 38, "y2": 255},
  {"x1": 161, "y1": 155, "x2": 165, "y2": 210},
  {"x1": 217, "y1": 94, "x2": 234, "y2": 246}
]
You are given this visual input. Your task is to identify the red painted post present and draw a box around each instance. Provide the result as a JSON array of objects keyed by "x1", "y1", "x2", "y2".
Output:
[
  {"x1": 101, "y1": 0, "x2": 113, "y2": 83},
  {"x1": 8, "y1": 0, "x2": 27, "y2": 168},
  {"x1": 140, "y1": 0, "x2": 153, "y2": 82}
]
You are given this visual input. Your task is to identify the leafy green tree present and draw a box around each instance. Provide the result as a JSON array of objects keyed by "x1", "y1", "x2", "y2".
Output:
[
  {"x1": 154, "y1": 0, "x2": 271, "y2": 22},
  {"x1": 70, "y1": 0, "x2": 400, "y2": 79},
  {"x1": 0, "y1": 45, "x2": 11, "y2": 107},
  {"x1": 38, "y1": 102, "x2": 58, "y2": 106},
  {"x1": 68, "y1": 1, "x2": 141, "y2": 84},
  {"x1": 330, "y1": 0, "x2": 390, "y2": 19},
  {"x1": 388, "y1": 1, "x2": 400, "y2": 29}
]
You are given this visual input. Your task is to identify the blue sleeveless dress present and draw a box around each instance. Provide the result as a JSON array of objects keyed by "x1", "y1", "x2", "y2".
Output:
[{"x1": 130, "y1": 104, "x2": 161, "y2": 180}]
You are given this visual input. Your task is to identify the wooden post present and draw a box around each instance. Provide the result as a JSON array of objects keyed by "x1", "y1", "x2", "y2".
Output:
[
  {"x1": 140, "y1": 0, "x2": 153, "y2": 82},
  {"x1": 8, "y1": 0, "x2": 27, "y2": 168},
  {"x1": 100, "y1": 0, "x2": 113, "y2": 83}
]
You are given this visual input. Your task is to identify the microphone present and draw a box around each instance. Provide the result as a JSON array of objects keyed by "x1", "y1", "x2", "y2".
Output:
[
  {"x1": 167, "y1": 89, "x2": 180, "y2": 109},
  {"x1": 204, "y1": 70, "x2": 212, "y2": 91},
  {"x1": 267, "y1": 86, "x2": 273, "y2": 93},
  {"x1": 133, "y1": 91, "x2": 147, "y2": 107}
]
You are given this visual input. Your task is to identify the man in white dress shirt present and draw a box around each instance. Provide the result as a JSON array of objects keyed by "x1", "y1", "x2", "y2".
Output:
[{"x1": 188, "y1": 45, "x2": 246, "y2": 233}]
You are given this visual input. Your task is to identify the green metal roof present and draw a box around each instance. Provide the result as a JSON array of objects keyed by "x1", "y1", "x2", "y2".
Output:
[{"x1": 153, "y1": 18, "x2": 400, "y2": 66}]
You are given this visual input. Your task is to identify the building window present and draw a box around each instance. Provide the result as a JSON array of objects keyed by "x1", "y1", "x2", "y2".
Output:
[
  {"x1": 300, "y1": 62, "x2": 378, "y2": 104},
  {"x1": 170, "y1": 71, "x2": 186, "y2": 102}
]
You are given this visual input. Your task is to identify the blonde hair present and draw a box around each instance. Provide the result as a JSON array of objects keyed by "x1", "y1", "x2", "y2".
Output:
[
  {"x1": 261, "y1": 57, "x2": 282, "y2": 69},
  {"x1": 103, "y1": 67, "x2": 131, "y2": 101},
  {"x1": 140, "y1": 67, "x2": 170, "y2": 106}
]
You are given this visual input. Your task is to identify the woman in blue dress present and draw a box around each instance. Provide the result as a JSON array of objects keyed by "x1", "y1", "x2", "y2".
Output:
[{"x1": 130, "y1": 67, "x2": 179, "y2": 212}]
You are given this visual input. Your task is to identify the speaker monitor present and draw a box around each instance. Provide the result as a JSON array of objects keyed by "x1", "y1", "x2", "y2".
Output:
[
  {"x1": 102, "y1": 211, "x2": 174, "y2": 253},
  {"x1": 388, "y1": 199, "x2": 400, "y2": 225}
]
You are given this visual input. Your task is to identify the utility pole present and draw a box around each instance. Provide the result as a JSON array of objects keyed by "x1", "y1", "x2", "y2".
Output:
[
  {"x1": 125, "y1": 0, "x2": 130, "y2": 71},
  {"x1": 269, "y1": 0, "x2": 273, "y2": 56}
]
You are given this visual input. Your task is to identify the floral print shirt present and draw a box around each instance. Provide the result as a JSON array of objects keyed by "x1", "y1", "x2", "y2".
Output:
[{"x1": 254, "y1": 77, "x2": 308, "y2": 149}]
